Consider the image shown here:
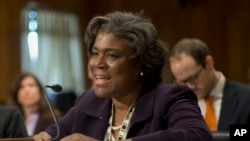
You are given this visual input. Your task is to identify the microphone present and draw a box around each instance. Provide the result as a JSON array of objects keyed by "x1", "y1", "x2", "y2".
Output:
[
  {"x1": 45, "y1": 84, "x2": 63, "y2": 93},
  {"x1": 44, "y1": 84, "x2": 63, "y2": 141}
]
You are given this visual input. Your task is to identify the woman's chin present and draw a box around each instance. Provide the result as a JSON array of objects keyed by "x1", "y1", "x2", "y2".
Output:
[{"x1": 94, "y1": 88, "x2": 111, "y2": 98}]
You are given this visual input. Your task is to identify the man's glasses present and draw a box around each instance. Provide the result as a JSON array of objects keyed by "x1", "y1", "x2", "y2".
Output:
[{"x1": 175, "y1": 67, "x2": 203, "y2": 85}]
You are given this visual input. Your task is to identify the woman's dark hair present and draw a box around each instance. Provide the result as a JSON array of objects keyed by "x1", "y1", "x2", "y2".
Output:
[
  {"x1": 85, "y1": 11, "x2": 168, "y2": 88},
  {"x1": 9, "y1": 72, "x2": 49, "y2": 117}
]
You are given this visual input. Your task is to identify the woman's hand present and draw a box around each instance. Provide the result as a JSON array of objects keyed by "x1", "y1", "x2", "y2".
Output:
[
  {"x1": 33, "y1": 132, "x2": 52, "y2": 141},
  {"x1": 60, "y1": 133, "x2": 99, "y2": 141}
]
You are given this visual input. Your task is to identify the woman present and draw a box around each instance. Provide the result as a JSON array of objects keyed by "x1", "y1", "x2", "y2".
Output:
[
  {"x1": 8, "y1": 72, "x2": 61, "y2": 136},
  {"x1": 33, "y1": 11, "x2": 213, "y2": 141}
]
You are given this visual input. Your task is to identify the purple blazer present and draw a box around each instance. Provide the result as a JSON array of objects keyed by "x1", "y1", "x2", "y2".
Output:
[{"x1": 46, "y1": 83, "x2": 212, "y2": 141}]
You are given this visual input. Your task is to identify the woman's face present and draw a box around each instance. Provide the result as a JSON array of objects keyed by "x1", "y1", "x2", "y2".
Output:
[
  {"x1": 18, "y1": 76, "x2": 41, "y2": 107},
  {"x1": 88, "y1": 32, "x2": 142, "y2": 99}
]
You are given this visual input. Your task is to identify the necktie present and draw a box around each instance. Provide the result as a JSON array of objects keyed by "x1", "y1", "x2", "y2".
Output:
[{"x1": 205, "y1": 96, "x2": 216, "y2": 131}]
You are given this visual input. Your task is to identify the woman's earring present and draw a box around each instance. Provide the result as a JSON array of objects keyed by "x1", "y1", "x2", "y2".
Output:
[{"x1": 140, "y1": 72, "x2": 144, "y2": 76}]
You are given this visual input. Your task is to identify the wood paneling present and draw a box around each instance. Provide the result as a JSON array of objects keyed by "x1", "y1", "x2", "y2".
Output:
[
  {"x1": 226, "y1": 1, "x2": 250, "y2": 83},
  {"x1": 0, "y1": 0, "x2": 23, "y2": 103},
  {"x1": 0, "y1": 0, "x2": 250, "y2": 103}
]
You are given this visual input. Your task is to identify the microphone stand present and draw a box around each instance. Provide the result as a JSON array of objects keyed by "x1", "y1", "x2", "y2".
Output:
[{"x1": 44, "y1": 85, "x2": 62, "y2": 141}]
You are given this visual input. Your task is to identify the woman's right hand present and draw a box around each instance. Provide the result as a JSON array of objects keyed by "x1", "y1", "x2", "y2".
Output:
[{"x1": 33, "y1": 131, "x2": 52, "y2": 141}]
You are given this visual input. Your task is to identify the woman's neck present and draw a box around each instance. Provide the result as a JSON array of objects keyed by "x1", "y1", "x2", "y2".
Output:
[
  {"x1": 23, "y1": 105, "x2": 39, "y2": 119},
  {"x1": 112, "y1": 84, "x2": 141, "y2": 111},
  {"x1": 111, "y1": 85, "x2": 141, "y2": 140},
  {"x1": 112, "y1": 93, "x2": 137, "y2": 140},
  {"x1": 111, "y1": 89, "x2": 139, "y2": 125}
]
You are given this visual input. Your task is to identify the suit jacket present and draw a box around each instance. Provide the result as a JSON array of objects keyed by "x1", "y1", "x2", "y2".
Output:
[
  {"x1": 46, "y1": 83, "x2": 212, "y2": 141},
  {"x1": 0, "y1": 106, "x2": 28, "y2": 138},
  {"x1": 218, "y1": 79, "x2": 250, "y2": 131}
]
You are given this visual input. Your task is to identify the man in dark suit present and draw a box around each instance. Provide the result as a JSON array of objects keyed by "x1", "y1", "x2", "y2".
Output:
[
  {"x1": 169, "y1": 38, "x2": 250, "y2": 131},
  {"x1": 0, "y1": 106, "x2": 28, "y2": 137}
]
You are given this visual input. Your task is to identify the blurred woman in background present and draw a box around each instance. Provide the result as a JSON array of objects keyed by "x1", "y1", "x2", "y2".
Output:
[{"x1": 8, "y1": 72, "x2": 61, "y2": 136}]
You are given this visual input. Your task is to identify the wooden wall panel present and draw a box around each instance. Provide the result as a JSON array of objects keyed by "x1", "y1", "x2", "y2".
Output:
[
  {"x1": 0, "y1": 0, "x2": 250, "y2": 103},
  {"x1": 226, "y1": 1, "x2": 250, "y2": 83},
  {"x1": 0, "y1": 0, "x2": 23, "y2": 103}
]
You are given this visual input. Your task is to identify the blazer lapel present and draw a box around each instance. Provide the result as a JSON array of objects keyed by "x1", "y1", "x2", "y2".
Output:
[
  {"x1": 84, "y1": 96, "x2": 112, "y2": 138},
  {"x1": 218, "y1": 80, "x2": 239, "y2": 130},
  {"x1": 129, "y1": 89, "x2": 154, "y2": 131}
]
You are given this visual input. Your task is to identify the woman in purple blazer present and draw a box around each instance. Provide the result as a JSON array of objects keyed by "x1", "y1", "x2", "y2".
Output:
[{"x1": 33, "y1": 11, "x2": 213, "y2": 141}]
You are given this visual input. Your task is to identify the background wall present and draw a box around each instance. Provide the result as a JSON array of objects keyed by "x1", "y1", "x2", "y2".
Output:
[{"x1": 0, "y1": 0, "x2": 250, "y2": 103}]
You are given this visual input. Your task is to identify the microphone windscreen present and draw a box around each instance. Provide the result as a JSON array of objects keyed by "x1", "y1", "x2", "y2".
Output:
[{"x1": 46, "y1": 84, "x2": 63, "y2": 92}]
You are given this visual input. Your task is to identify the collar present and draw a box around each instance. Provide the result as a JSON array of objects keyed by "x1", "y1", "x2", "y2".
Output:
[{"x1": 210, "y1": 72, "x2": 225, "y2": 98}]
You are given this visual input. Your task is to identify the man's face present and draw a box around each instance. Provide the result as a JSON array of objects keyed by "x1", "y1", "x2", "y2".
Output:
[{"x1": 170, "y1": 52, "x2": 209, "y2": 99}]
